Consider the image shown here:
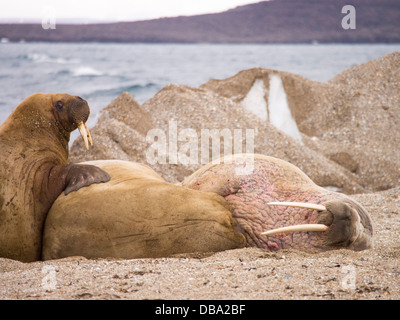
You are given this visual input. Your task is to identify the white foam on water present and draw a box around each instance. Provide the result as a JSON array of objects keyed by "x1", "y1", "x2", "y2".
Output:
[
  {"x1": 241, "y1": 79, "x2": 268, "y2": 122},
  {"x1": 268, "y1": 74, "x2": 303, "y2": 143},
  {"x1": 72, "y1": 66, "x2": 103, "y2": 77},
  {"x1": 27, "y1": 53, "x2": 80, "y2": 64}
]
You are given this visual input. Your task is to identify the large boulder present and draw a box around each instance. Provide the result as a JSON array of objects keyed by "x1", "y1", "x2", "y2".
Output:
[
  {"x1": 70, "y1": 85, "x2": 363, "y2": 193},
  {"x1": 201, "y1": 52, "x2": 400, "y2": 191},
  {"x1": 70, "y1": 52, "x2": 400, "y2": 193}
]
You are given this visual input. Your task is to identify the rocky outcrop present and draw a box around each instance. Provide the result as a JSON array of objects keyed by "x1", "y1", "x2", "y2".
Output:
[
  {"x1": 201, "y1": 52, "x2": 400, "y2": 192},
  {"x1": 70, "y1": 52, "x2": 400, "y2": 194},
  {"x1": 69, "y1": 86, "x2": 361, "y2": 192}
]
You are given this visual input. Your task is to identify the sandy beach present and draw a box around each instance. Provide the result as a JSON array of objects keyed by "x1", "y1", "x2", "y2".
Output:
[{"x1": 0, "y1": 186, "x2": 399, "y2": 300}]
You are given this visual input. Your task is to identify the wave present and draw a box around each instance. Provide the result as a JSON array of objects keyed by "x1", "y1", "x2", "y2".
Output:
[
  {"x1": 72, "y1": 66, "x2": 103, "y2": 77},
  {"x1": 51, "y1": 66, "x2": 104, "y2": 77},
  {"x1": 86, "y1": 83, "x2": 159, "y2": 98},
  {"x1": 124, "y1": 83, "x2": 158, "y2": 91},
  {"x1": 20, "y1": 53, "x2": 80, "y2": 64}
]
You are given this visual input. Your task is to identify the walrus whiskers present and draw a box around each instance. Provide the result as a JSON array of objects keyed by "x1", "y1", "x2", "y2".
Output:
[
  {"x1": 261, "y1": 224, "x2": 328, "y2": 236},
  {"x1": 77, "y1": 122, "x2": 92, "y2": 150},
  {"x1": 268, "y1": 202, "x2": 327, "y2": 211}
]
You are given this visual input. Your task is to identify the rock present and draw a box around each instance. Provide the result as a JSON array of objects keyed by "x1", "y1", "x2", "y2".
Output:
[
  {"x1": 70, "y1": 92, "x2": 152, "y2": 164},
  {"x1": 70, "y1": 52, "x2": 399, "y2": 193},
  {"x1": 201, "y1": 52, "x2": 400, "y2": 192},
  {"x1": 70, "y1": 85, "x2": 363, "y2": 193}
]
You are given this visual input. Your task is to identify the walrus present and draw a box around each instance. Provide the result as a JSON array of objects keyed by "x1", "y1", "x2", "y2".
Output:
[
  {"x1": 0, "y1": 93, "x2": 110, "y2": 262},
  {"x1": 42, "y1": 154, "x2": 373, "y2": 260},
  {"x1": 42, "y1": 160, "x2": 246, "y2": 260},
  {"x1": 183, "y1": 154, "x2": 373, "y2": 251}
]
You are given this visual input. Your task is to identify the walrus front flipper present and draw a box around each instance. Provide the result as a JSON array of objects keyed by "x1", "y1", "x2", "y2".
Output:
[{"x1": 63, "y1": 164, "x2": 110, "y2": 195}]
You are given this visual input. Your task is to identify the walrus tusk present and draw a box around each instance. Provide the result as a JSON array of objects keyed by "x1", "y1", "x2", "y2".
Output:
[
  {"x1": 77, "y1": 122, "x2": 92, "y2": 150},
  {"x1": 85, "y1": 122, "x2": 93, "y2": 146},
  {"x1": 261, "y1": 224, "x2": 329, "y2": 236},
  {"x1": 268, "y1": 202, "x2": 327, "y2": 211}
]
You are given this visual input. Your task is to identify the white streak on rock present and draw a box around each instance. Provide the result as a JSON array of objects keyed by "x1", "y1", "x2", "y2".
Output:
[
  {"x1": 268, "y1": 74, "x2": 303, "y2": 144},
  {"x1": 241, "y1": 79, "x2": 268, "y2": 122}
]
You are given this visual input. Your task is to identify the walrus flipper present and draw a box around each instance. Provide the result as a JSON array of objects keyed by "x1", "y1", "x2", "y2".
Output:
[{"x1": 64, "y1": 164, "x2": 110, "y2": 195}]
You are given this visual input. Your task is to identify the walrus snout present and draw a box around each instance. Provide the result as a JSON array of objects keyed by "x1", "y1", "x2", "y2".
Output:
[
  {"x1": 69, "y1": 96, "x2": 90, "y2": 125},
  {"x1": 319, "y1": 200, "x2": 374, "y2": 251},
  {"x1": 262, "y1": 199, "x2": 374, "y2": 251}
]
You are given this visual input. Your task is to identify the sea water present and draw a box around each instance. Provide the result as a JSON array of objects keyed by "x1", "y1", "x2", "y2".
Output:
[{"x1": 1, "y1": 42, "x2": 399, "y2": 131}]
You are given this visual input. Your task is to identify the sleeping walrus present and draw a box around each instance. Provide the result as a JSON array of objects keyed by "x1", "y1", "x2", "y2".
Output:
[
  {"x1": 183, "y1": 154, "x2": 373, "y2": 252},
  {"x1": 42, "y1": 160, "x2": 246, "y2": 260},
  {"x1": 42, "y1": 154, "x2": 373, "y2": 260}
]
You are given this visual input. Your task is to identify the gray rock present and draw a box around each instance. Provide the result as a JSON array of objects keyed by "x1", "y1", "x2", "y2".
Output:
[{"x1": 70, "y1": 52, "x2": 400, "y2": 193}]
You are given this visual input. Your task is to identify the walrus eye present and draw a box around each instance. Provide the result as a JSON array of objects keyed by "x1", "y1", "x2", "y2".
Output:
[{"x1": 55, "y1": 101, "x2": 63, "y2": 111}]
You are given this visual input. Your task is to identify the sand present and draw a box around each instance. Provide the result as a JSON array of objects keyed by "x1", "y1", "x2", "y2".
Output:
[{"x1": 0, "y1": 188, "x2": 399, "y2": 300}]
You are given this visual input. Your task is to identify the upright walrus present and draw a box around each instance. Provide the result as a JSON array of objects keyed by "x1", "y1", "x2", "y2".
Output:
[{"x1": 0, "y1": 93, "x2": 110, "y2": 262}]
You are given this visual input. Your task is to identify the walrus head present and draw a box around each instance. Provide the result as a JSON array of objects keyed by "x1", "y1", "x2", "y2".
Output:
[
  {"x1": 51, "y1": 94, "x2": 93, "y2": 149},
  {"x1": 10, "y1": 93, "x2": 93, "y2": 150},
  {"x1": 262, "y1": 198, "x2": 374, "y2": 251}
]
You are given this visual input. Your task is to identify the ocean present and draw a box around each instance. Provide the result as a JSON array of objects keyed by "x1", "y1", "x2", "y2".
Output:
[{"x1": 1, "y1": 42, "x2": 399, "y2": 133}]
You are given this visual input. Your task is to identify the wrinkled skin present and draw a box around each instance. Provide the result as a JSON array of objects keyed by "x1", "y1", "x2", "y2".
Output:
[
  {"x1": 182, "y1": 154, "x2": 373, "y2": 252},
  {"x1": 0, "y1": 93, "x2": 110, "y2": 262}
]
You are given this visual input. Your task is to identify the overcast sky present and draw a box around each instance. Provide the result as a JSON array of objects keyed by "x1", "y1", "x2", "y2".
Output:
[{"x1": 0, "y1": 0, "x2": 261, "y2": 23}]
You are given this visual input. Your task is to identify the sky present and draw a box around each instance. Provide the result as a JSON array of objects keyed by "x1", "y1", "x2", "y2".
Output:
[{"x1": 0, "y1": 0, "x2": 262, "y2": 23}]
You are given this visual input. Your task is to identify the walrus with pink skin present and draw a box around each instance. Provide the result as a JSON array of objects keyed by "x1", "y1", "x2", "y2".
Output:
[
  {"x1": 183, "y1": 154, "x2": 373, "y2": 252},
  {"x1": 42, "y1": 154, "x2": 373, "y2": 260}
]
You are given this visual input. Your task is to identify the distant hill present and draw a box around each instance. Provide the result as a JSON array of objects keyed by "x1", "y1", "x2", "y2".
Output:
[{"x1": 1, "y1": 0, "x2": 399, "y2": 43}]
